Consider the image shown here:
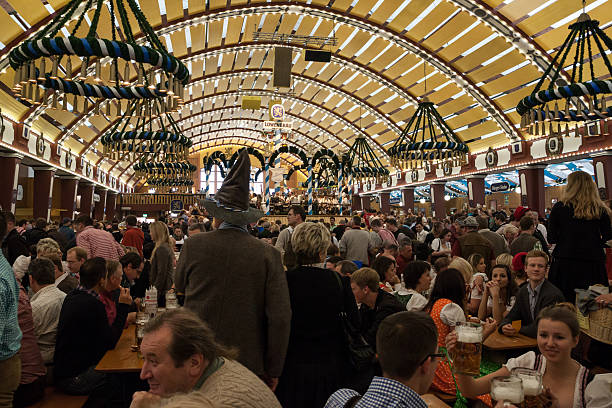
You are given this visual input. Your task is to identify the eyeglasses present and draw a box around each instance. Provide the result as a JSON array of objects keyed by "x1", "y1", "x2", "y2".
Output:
[{"x1": 420, "y1": 352, "x2": 445, "y2": 365}]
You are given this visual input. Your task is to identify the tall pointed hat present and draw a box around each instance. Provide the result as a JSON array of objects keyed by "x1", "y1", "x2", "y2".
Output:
[{"x1": 200, "y1": 149, "x2": 263, "y2": 224}]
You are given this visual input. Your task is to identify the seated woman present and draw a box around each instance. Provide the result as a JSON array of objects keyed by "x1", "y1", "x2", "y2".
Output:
[
  {"x1": 334, "y1": 260, "x2": 358, "y2": 277},
  {"x1": 477, "y1": 264, "x2": 517, "y2": 323},
  {"x1": 449, "y1": 303, "x2": 604, "y2": 408},
  {"x1": 425, "y1": 268, "x2": 496, "y2": 404},
  {"x1": 467, "y1": 253, "x2": 489, "y2": 315},
  {"x1": 398, "y1": 260, "x2": 431, "y2": 311},
  {"x1": 448, "y1": 257, "x2": 478, "y2": 315},
  {"x1": 495, "y1": 253, "x2": 513, "y2": 269},
  {"x1": 371, "y1": 255, "x2": 400, "y2": 292}
]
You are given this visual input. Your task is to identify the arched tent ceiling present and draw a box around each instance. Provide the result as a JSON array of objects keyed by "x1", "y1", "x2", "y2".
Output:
[{"x1": 0, "y1": 0, "x2": 610, "y2": 180}]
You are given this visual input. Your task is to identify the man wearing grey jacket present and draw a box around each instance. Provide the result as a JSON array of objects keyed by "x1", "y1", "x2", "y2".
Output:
[
  {"x1": 175, "y1": 151, "x2": 291, "y2": 392},
  {"x1": 339, "y1": 215, "x2": 375, "y2": 266}
]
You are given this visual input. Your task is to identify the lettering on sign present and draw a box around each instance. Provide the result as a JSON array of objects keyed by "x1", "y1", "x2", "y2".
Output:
[
  {"x1": 490, "y1": 182, "x2": 510, "y2": 193},
  {"x1": 263, "y1": 121, "x2": 293, "y2": 130}
]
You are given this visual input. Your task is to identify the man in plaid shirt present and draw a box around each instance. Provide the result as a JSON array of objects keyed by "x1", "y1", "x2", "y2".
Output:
[
  {"x1": 325, "y1": 312, "x2": 442, "y2": 408},
  {"x1": 75, "y1": 215, "x2": 125, "y2": 260},
  {"x1": 0, "y1": 212, "x2": 22, "y2": 407}
]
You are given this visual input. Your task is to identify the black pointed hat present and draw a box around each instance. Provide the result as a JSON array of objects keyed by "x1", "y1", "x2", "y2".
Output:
[{"x1": 200, "y1": 149, "x2": 263, "y2": 224}]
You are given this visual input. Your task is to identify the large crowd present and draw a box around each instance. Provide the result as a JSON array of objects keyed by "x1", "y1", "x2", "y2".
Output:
[{"x1": 1, "y1": 151, "x2": 611, "y2": 408}]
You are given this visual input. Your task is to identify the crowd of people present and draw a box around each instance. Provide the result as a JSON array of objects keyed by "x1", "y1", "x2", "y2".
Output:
[
  {"x1": 249, "y1": 190, "x2": 351, "y2": 215},
  {"x1": 1, "y1": 151, "x2": 611, "y2": 408}
]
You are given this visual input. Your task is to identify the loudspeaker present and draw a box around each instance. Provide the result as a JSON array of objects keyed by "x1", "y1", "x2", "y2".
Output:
[
  {"x1": 305, "y1": 49, "x2": 331, "y2": 62},
  {"x1": 273, "y1": 47, "x2": 292, "y2": 88}
]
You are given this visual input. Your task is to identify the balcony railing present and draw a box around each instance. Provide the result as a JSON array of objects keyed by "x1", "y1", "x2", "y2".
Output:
[{"x1": 119, "y1": 193, "x2": 207, "y2": 207}]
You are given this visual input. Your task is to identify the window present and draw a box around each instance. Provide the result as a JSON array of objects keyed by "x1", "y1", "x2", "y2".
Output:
[{"x1": 200, "y1": 166, "x2": 263, "y2": 195}]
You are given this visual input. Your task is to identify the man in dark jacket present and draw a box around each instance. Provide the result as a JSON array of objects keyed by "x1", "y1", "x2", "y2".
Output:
[
  {"x1": 499, "y1": 250, "x2": 564, "y2": 338},
  {"x1": 54, "y1": 257, "x2": 132, "y2": 396},
  {"x1": 452, "y1": 216, "x2": 494, "y2": 265},
  {"x1": 1, "y1": 211, "x2": 30, "y2": 265},
  {"x1": 24, "y1": 218, "x2": 48, "y2": 248},
  {"x1": 350, "y1": 268, "x2": 404, "y2": 350}
]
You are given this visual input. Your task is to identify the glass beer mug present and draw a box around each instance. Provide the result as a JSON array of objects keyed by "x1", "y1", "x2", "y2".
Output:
[
  {"x1": 511, "y1": 368, "x2": 543, "y2": 408},
  {"x1": 452, "y1": 322, "x2": 483, "y2": 376},
  {"x1": 491, "y1": 376, "x2": 524, "y2": 405}
]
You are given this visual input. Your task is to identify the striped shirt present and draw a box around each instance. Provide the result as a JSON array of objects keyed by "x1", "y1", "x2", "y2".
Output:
[
  {"x1": 325, "y1": 377, "x2": 427, "y2": 408},
  {"x1": 76, "y1": 226, "x2": 125, "y2": 260},
  {"x1": 0, "y1": 253, "x2": 22, "y2": 360}
]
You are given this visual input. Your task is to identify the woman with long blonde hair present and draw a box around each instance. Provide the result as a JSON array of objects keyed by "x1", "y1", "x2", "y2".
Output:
[
  {"x1": 149, "y1": 221, "x2": 175, "y2": 307},
  {"x1": 548, "y1": 171, "x2": 612, "y2": 301}
]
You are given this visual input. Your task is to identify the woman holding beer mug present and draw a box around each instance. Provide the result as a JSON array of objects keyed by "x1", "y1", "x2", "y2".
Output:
[
  {"x1": 478, "y1": 264, "x2": 518, "y2": 323},
  {"x1": 448, "y1": 303, "x2": 603, "y2": 408},
  {"x1": 425, "y1": 268, "x2": 497, "y2": 405}
]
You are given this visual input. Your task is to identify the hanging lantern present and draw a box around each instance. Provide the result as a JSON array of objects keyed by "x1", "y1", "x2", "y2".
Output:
[
  {"x1": 100, "y1": 107, "x2": 191, "y2": 162},
  {"x1": 516, "y1": 6, "x2": 612, "y2": 137},
  {"x1": 344, "y1": 137, "x2": 389, "y2": 186},
  {"x1": 388, "y1": 97, "x2": 469, "y2": 172},
  {"x1": 9, "y1": 0, "x2": 189, "y2": 116}
]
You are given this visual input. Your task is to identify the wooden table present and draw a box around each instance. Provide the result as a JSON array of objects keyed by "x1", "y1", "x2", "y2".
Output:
[
  {"x1": 96, "y1": 326, "x2": 143, "y2": 373},
  {"x1": 484, "y1": 330, "x2": 537, "y2": 350},
  {"x1": 422, "y1": 393, "x2": 450, "y2": 408}
]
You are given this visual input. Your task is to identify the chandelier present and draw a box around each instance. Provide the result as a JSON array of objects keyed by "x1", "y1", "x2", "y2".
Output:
[
  {"x1": 388, "y1": 97, "x2": 468, "y2": 171},
  {"x1": 100, "y1": 110, "x2": 191, "y2": 162},
  {"x1": 146, "y1": 177, "x2": 194, "y2": 193},
  {"x1": 516, "y1": 4, "x2": 612, "y2": 136},
  {"x1": 344, "y1": 137, "x2": 389, "y2": 185},
  {"x1": 134, "y1": 161, "x2": 196, "y2": 179},
  {"x1": 9, "y1": 0, "x2": 189, "y2": 115}
]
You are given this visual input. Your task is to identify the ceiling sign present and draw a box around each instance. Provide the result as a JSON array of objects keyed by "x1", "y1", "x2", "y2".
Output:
[
  {"x1": 263, "y1": 121, "x2": 293, "y2": 130},
  {"x1": 490, "y1": 181, "x2": 510, "y2": 192}
]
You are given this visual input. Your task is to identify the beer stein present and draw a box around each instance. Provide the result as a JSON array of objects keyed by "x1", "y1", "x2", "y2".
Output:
[
  {"x1": 452, "y1": 321, "x2": 483, "y2": 376},
  {"x1": 491, "y1": 376, "x2": 524, "y2": 405},
  {"x1": 511, "y1": 368, "x2": 543, "y2": 408}
]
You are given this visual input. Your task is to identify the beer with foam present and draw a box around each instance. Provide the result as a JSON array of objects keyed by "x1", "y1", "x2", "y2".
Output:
[
  {"x1": 512, "y1": 368, "x2": 543, "y2": 408},
  {"x1": 452, "y1": 322, "x2": 483, "y2": 376}
]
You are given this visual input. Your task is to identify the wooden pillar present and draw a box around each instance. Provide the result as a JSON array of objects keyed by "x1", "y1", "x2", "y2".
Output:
[
  {"x1": 402, "y1": 187, "x2": 414, "y2": 215},
  {"x1": 0, "y1": 153, "x2": 23, "y2": 213},
  {"x1": 106, "y1": 191, "x2": 118, "y2": 221},
  {"x1": 78, "y1": 182, "x2": 94, "y2": 218},
  {"x1": 351, "y1": 192, "x2": 361, "y2": 212},
  {"x1": 467, "y1": 174, "x2": 486, "y2": 208},
  {"x1": 518, "y1": 165, "x2": 545, "y2": 216},
  {"x1": 59, "y1": 176, "x2": 79, "y2": 221},
  {"x1": 430, "y1": 182, "x2": 446, "y2": 220},
  {"x1": 593, "y1": 151, "x2": 612, "y2": 200},
  {"x1": 32, "y1": 167, "x2": 55, "y2": 222},
  {"x1": 361, "y1": 195, "x2": 370, "y2": 212},
  {"x1": 94, "y1": 188, "x2": 107, "y2": 221},
  {"x1": 379, "y1": 192, "x2": 390, "y2": 214}
]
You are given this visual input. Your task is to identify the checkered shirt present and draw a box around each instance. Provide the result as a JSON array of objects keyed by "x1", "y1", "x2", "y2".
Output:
[
  {"x1": 325, "y1": 377, "x2": 428, "y2": 408},
  {"x1": 0, "y1": 253, "x2": 22, "y2": 360}
]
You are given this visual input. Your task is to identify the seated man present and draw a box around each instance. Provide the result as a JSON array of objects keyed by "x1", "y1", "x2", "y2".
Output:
[
  {"x1": 54, "y1": 257, "x2": 132, "y2": 396},
  {"x1": 28, "y1": 257, "x2": 66, "y2": 364},
  {"x1": 325, "y1": 311, "x2": 442, "y2": 407},
  {"x1": 350, "y1": 268, "x2": 404, "y2": 349},
  {"x1": 119, "y1": 252, "x2": 144, "y2": 293},
  {"x1": 499, "y1": 250, "x2": 564, "y2": 338},
  {"x1": 47, "y1": 253, "x2": 78, "y2": 294},
  {"x1": 66, "y1": 246, "x2": 87, "y2": 277},
  {"x1": 131, "y1": 308, "x2": 281, "y2": 408}
]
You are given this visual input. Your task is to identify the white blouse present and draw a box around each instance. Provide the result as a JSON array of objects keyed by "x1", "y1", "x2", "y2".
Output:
[
  {"x1": 486, "y1": 295, "x2": 516, "y2": 312},
  {"x1": 439, "y1": 302, "x2": 467, "y2": 326},
  {"x1": 403, "y1": 289, "x2": 428, "y2": 312},
  {"x1": 470, "y1": 273, "x2": 488, "y2": 300},
  {"x1": 505, "y1": 351, "x2": 602, "y2": 408}
]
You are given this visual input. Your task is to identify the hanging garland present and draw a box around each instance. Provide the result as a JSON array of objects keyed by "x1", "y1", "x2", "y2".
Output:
[{"x1": 10, "y1": 0, "x2": 189, "y2": 115}]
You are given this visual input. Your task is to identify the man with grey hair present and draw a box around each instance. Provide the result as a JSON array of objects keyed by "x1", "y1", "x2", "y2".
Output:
[
  {"x1": 451, "y1": 216, "x2": 494, "y2": 265},
  {"x1": 28, "y1": 257, "x2": 66, "y2": 364},
  {"x1": 339, "y1": 216, "x2": 376, "y2": 266},
  {"x1": 132, "y1": 308, "x2": 281, "y2": 407}
]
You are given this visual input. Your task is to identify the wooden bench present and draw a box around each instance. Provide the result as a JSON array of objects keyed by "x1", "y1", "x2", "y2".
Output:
[
  {"x1": 430, "y1": 391, "x2": 456, "y2": 404},
  {"x1": 29, "y1": 387, "x2": 88, "y2": 408}
]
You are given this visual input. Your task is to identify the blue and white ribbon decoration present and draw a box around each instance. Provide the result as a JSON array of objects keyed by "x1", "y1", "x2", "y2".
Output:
[{"x1": 307, "y1": 162, "x2": 313, "y2": 215}]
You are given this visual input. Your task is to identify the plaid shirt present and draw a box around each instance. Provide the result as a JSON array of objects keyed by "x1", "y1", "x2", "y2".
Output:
[
  {"x1": 77, "y1": 226, "x2": 125, "y2": 260},
  {"x1": 0, "y1": 253, "x2": 22, "y2": 360},
  {"x1": 325, "y1": 377, "x2": 428, "y2": 408}
]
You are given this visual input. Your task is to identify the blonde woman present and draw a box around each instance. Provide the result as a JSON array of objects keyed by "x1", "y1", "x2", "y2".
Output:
[
  {"x1": 150, "y1": 221, "x2": 175, "y2": 307},
  {"x1": 548, "y1": 171, "x2": 612, "y2": 301},
  {"x1": 449, "y1": 256, "x2": 484, "y2": 315}
]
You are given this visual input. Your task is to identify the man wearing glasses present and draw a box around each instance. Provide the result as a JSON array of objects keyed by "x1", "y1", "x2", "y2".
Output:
[{"x1": 325, "y1": 311, "x2": 442, "y2": 408}]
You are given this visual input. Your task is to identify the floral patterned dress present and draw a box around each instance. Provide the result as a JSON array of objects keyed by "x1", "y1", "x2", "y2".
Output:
[{"x1": 430, "y1": 298, "x2": 492, "y2": 406}]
